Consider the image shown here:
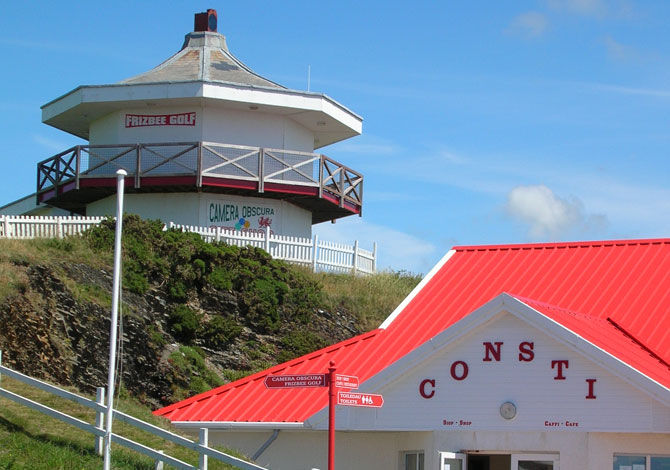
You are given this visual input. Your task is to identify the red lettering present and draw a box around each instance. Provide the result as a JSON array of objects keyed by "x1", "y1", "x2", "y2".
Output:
[
  {"x1": 518, "y1": 341, "x2": 535, "y2": 362},
  {"x1": 551, "y1": 360, "x2": 569, "y2": 380},
  {"x1": 483, "y1": 342, "x2": 504, "y2": 362},
  {"x1": 450, "y1": 361, "x2": 469, "y2": 381},
  {"x1": 585, "y1": 378, "x2": 597, "y2": 399},
  {"x1": 419, "y1": 379, "x2": 435, "y2": 399}
]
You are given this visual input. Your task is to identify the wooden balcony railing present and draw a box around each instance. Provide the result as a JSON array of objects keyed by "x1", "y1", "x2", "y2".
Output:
[{"x1": 37, "y1": 142, "x2": 363, "y2": 210}]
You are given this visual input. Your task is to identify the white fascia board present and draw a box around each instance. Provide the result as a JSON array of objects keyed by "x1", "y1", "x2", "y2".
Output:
[
  {"x1": 202, "y1": 83, "x2": 362, "y2": 133},
  {"x1": 42, "y1": 82, "x2": 362, "y2": 135},
  {"x1": 506, "y1": 294, "x2": 670, "y2": 407},
  {"x1": 41, "y1": 86, "x2": 85, "y2": 122},
  {"x1": 379, "y1": 249, "x2": 457, "y2": 329},
  {"x1": 172, "y1": 421, "x2": 306, "y2": 430}
]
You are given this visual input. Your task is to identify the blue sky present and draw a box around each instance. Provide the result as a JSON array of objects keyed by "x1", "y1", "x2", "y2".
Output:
[{"x1": 2, "y1": 1, "x2": 670, "y2": 274}]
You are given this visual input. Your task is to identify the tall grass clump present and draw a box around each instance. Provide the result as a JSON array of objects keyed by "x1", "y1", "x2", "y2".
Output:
[{"x1": 316, "y1": 270, "x2": 423, "y2": 330}]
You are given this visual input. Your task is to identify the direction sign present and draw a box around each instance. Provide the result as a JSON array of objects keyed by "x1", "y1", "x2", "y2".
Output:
[
  {"x1": 334, "y1": 374, "x2": 359, "y2": 389},
  {"x1": 264, "y1": 374, "x2": 327, "y2": 389},
  {"x1": 337, "y1": 391, "x2": 384, "y2": 408}
]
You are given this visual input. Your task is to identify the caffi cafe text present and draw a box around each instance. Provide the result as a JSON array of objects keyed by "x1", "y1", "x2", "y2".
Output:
[{"x1": 418, "y1": 341, "x2": 598, "y2": 400}]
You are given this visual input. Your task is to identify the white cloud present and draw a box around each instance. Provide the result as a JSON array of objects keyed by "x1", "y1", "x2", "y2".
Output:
[
  {"x1": 312, "y1": 217, "x2": 438, "y2": 274},
  {"x1": 546, "y1": 0, "x2": 633, "y2": 18},
  {"x1": 508, "y1": 12, "x2": 549, "y2": 38},
  {"x1": 505, "y1": 184, "x2": 607, "y2": 239},
  {"x1": 601, "y1": 35, "x2": 641, "y2": 62}
]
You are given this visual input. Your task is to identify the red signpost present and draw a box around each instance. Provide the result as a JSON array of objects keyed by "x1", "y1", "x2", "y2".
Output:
[
  {"x1": 337, "y1": 391, "x2": 384, "y2": 408},
  {"x1": 265, "y1": 365, "x2": 381, "y2": 470}
]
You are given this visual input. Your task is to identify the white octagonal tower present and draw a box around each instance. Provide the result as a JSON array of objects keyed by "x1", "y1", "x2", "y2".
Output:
[{"x1": 37, "y1": 10, "x2": 363, "y2": 238}]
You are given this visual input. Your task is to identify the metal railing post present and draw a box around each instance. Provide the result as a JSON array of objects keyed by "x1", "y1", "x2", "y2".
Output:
[
  {"x1": 154, "y1": 450, "x2": 164, "y2": 470},
  {"x1": 95, "y1": 387, "x2": 105, "y2": 456},
  {"x1": 199, "y1": 428, "x2": 209, "y2": 470}
]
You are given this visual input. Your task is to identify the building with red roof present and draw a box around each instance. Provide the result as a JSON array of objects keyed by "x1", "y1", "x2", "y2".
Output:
[{"x1": 156, "y1": 239, "x2": 670, "y2": 470}]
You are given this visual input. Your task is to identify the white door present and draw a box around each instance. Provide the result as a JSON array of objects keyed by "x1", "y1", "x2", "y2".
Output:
[
  {"x1": 439, "y1": 452, "x2": 467, "y2": 470},
  {"x1": 511, "y1": 454, "x2": 559, "y2": 470}
]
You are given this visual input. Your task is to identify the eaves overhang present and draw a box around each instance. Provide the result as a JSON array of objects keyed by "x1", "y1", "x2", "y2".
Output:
[
  {"x1": 41, "y1": 81, "x2": 363, "y2": 149},
  {"x1": 172, "y1": 421, "x2": 307, "y2": 431}
]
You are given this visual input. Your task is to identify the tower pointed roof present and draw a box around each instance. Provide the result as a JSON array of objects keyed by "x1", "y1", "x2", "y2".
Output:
[
  {"x1": 120, "y1": 31, "x2": 284, "y2": 90},
  {"x1": 41, "y1": 11, "x2": 362, "y2": 148}
]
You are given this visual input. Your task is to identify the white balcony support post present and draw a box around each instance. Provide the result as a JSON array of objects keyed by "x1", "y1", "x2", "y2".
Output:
[
  {"x1": 199, "y1": 428, "x2": 209, "y2": 470},
  {"x1": 95, "y1": 387, "x2": 105, "y2": 456}
]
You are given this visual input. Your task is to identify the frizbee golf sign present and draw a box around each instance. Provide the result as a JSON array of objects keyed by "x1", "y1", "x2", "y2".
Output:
[
  {"x1": 264, "y1": 374, "x2": 327, "y2": 389},
  {"x1": 337, "y1": 391, "x2": 384, "y2": 408}
]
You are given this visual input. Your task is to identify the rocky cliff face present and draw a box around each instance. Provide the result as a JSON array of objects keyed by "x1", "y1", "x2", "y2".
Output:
[{"x1": 0, "y1": 235, "x2": 362, "y2": 409}]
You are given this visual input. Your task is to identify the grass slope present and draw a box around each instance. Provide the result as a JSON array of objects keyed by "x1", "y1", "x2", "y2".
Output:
[{"x1": 0, "y1": 376, "x2": 241, "y2": 470}]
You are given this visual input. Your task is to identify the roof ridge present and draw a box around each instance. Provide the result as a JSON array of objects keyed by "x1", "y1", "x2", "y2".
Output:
[
  {"x1": 606, "y1": 317, "x2": 670, "y2": 369},
  {"x1": 510, "y1": 294, "x2": 606, "y2": 322},
  {"x1": 454, "y1": 238, "x2": 670, "y2": 252},
  {"x1": 155, "y1": 328, "x2": 382, "y2": 416}
]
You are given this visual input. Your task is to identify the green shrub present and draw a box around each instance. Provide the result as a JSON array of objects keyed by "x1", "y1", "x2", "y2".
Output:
[
  {"x1": 277, "y1": 329, "x2": 328, "y2": 363},
  {"x1": 168, "y1": 305, "x2": 201, "y2": 344},
  {"x1": 201, "y1": 315, "x2": 242, "y2": 349}
]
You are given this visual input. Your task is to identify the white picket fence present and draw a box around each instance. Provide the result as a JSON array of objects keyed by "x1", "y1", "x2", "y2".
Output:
[
  {"x1": 0, "y1": 215, "x2": 106, "y2": 239},
  {"x1": 0, "y1": 215, "x2": 377, "y2": 275},
  {"x1": 168, "y1": 222, "x2": 377, "y2": 275}
]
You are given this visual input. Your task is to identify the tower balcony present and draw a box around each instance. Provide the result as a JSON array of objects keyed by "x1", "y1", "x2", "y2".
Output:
[{"x1": 36, "y1": 142, "x2": 363, "y2": 224}]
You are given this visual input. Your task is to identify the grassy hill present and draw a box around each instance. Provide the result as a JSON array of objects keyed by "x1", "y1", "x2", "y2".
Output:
[
  {"x1": 0, "y1": 215, "x2": 422, "y2": 468},
  {"x1": 0, "y1": 216, "x2": 421, "y2": 407}
]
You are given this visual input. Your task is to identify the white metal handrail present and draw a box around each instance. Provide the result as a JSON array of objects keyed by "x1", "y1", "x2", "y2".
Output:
[{"x1": 0, "y1": 352, "x2": 266, "y2": 470}]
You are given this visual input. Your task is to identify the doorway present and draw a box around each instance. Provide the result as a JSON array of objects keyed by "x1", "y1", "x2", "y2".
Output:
[{"x1": 439, "y1": 452, "x2": 559, "y2": 470}]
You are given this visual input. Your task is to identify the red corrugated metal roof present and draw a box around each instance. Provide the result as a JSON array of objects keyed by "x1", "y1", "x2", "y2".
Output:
[
  {"x1": 513, "y1": 295, "x2": 670, "y2": 389},
  {"x1": 155, "y1": 238, "x2": 670, "y2": 423}
]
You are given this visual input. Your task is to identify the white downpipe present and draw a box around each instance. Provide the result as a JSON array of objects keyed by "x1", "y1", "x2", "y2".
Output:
[{"x1": 103, "y1": 169, "x2": 127, "y2": 470}]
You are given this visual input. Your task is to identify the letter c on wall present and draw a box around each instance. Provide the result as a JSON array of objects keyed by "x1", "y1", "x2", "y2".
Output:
[{"x1": 419, "y1": 379, "x2": 435, "y2": 399}]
